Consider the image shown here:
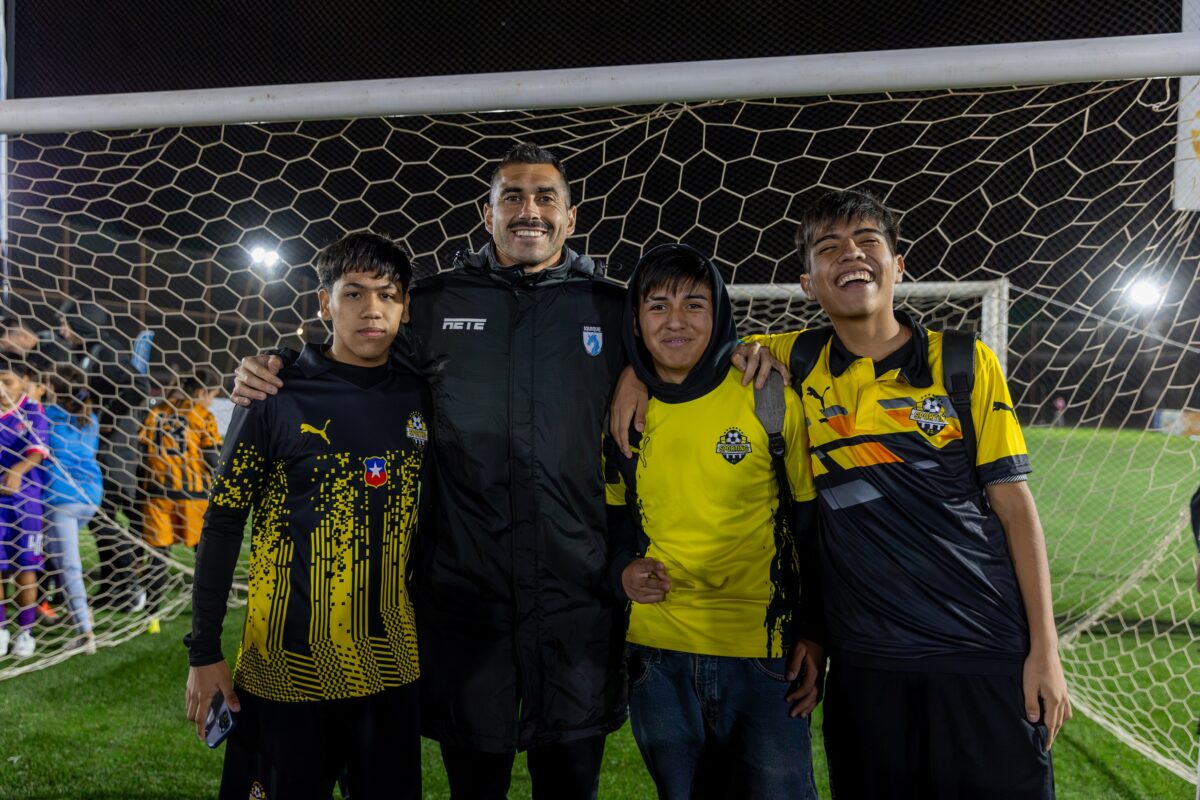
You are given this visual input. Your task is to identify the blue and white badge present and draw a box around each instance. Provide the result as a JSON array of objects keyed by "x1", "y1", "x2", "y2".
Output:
[{"x1": 582, "y1": 325, "x2": 603, "y2": 357}]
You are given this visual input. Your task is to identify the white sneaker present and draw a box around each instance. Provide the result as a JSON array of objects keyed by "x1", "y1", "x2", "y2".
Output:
[
  {"x1": 12, "y1": 630, "x2": 34, "y2": 658},
  {"x1": 0, "y1": 628, "x2": 9, "y2": 657},
  {"x1": 130, "y1": 590, "x2": 147, "y2": 613}
]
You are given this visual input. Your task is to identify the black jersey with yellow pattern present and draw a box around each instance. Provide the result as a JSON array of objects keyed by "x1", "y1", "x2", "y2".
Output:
[
  {"x1": 752, "y1": 314, "x2": 1033, "y2": 673},
  {"x1": 189, "y1": 343, "x2": 431, "y2": 702}
]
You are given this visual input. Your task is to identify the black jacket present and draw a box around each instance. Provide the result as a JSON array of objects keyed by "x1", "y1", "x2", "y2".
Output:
[{"x1": 406, "y1": 243, "x2": 629, "y2": 751}]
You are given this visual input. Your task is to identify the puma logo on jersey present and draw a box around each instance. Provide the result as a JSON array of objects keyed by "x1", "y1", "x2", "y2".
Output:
[
  {"x1": 806, "y1": 385, "x2": 834, "y2": 422},
  {"x1": 992, "y1": 401, "x2": 1015, "y2": 414},
  {"x1": 300, "y1": 419, "x2": 331, "y2": 445}
]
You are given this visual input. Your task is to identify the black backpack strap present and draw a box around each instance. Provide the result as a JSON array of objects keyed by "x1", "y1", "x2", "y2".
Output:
[
  {"x1": 942, "y1": 330, "x2": 979, "y2": 485},
  {"x1": 754, "y1": 371, "x2": 792, "y2": 517},
  {"x1": 787, "y1": 327, "x2": 834, "y2": 394}
]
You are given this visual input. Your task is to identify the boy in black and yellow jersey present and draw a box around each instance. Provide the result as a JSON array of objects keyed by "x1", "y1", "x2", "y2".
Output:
[
  {"x1": 184, "y1": 233, "x2": 430, "y2": 800},
  {"x1": 608, "y1": 244, "x2": 823, "y2": 800},
  {"x1": 752, "y1": 191, "x2": 1068, "y2": 798}
]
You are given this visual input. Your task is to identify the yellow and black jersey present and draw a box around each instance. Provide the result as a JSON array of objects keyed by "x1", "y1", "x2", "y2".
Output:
[
  {"x1": 752, "y1": 313, "x2": 1032, "y2": 672},
  {"x1": 186, "y1": 343, "x2": 431, "y2": 702},
  {"x1": 140, "y1": 399, "x2": 221, "y2": 498},
  {"x1": 606, "y1": 369, "x2": 815, "y2": 658}
]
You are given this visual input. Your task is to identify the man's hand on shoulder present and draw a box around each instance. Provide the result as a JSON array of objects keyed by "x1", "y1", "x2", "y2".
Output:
[
  {"x1": 610, "y1": 365, "x2": 648, "y2": 458},
  {"x1": 231, "y1": 355, "x2": 285, "y2": 406},
  {"x1": 731, "y1": 340, "x2": 790, "y2": 388}
]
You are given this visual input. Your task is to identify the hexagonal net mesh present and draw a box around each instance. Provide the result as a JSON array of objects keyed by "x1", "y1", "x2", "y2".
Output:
[{"x1": 0, "y1": 79, "x2": 1198, "y2": 779}]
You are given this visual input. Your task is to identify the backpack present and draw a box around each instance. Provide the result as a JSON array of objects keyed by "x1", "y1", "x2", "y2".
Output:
[{"x1": 786, "y1": 327, "x2": 979, "y2": 481}]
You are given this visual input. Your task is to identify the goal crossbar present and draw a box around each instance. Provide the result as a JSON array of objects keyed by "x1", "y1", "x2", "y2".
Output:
[{"x1": 0, "y1": 33, "x2": 1197, "y2": 134}]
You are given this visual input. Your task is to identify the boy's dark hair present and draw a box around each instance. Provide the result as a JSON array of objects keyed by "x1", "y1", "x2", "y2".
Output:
[
  {"x1": 632, "y1": 246, "x2": 713, "y2": 315},
  {"x1": 795, "y1": 189, "x2": 901, "y2": 273},
  {"x1": 313, "y1": 232, "x2": 413, "y2": 293},
  {"x1": 182, "y1": 368, "x2": 218, "y2": 396},
  {"x1": 489, "y1": 143, "x2": 572, "y2": 206}
]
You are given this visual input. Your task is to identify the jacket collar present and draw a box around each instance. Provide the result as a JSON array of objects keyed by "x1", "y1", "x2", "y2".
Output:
[
  {"x1": 453, "y1": 242, "x2": 600, "y2": 286},
  {"x1": 827, "y1": 310, "x2": 933, "y2": 388}
]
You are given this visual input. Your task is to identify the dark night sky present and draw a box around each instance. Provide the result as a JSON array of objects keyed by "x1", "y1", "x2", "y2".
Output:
[{"x1": 8, "y1": 0, "x2": 1184, "y2": 98}]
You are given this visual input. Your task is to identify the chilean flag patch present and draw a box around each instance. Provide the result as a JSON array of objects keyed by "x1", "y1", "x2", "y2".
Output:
[{"x1": 363, "y1": 457, "x2": 388, "y2": 488}]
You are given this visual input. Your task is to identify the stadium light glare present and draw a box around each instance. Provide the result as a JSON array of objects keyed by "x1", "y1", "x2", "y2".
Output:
[{"x1": 1127, "y1": 279, "x2": 1163, "y2": 308}]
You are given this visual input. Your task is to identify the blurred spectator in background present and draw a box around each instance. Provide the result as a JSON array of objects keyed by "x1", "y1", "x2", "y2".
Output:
[
  {"x1": 51, "y1": 296, "x2": 150, "y2": 612},
  {"x1": 43, "y1": 365, "x2": 103, "y2": 654},
  {"x1": 0, "y1": 353, "x2": 49, "y2": 658},
  {"x1": 139, "y1": 368, "x2": 221, "y2": 633},
  {"x1": 0, "y1": 316, "x2": 39, "y2": 355}
]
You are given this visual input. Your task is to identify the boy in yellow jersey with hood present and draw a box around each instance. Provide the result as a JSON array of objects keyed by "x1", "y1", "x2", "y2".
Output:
[{"x1": 606, "y1": 243, "x2": 823, "y2": 800}]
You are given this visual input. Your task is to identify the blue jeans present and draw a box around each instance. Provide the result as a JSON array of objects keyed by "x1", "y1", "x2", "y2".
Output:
[
  {"x1": 627, "y1": 644, "x2": 818, "y2": 800},
  {"x1": 45, "y1": 503, "x2": 98, "y2": 635}
]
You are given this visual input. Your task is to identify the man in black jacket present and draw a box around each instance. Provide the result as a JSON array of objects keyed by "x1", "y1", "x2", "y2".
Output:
[{"x1": 234, "y1": 144, "x2": 628, "y2": 799}]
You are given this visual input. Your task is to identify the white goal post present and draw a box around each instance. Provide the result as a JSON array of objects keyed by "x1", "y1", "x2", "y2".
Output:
[{"x1": 729, "y1": 280, "x2": 1012, "y2": 376}]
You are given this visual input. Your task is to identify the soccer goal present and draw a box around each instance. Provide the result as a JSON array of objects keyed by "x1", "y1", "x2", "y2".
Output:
[{"x1": 0, "y1": 27, "x2": 1198, "y2": 783}]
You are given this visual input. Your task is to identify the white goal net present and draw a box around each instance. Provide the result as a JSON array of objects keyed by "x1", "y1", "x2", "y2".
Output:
[{"x1": 0, "y1": 67, "x2": 1198, "y2": 778}]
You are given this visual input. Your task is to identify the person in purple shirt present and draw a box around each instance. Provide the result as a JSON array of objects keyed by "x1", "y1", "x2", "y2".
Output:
[{"x1": 0, "y1": 354, "x2": 50, "y2": 658}]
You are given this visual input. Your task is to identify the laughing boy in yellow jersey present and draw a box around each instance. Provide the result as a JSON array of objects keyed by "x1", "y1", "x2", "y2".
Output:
[{"x1": 607, "y1": 243, "x2": 823, "y2": 800}]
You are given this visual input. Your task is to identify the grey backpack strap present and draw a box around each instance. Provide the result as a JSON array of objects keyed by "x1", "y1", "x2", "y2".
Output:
[
  {"x1": 754, "y1": 371, "x2": 792, "y2": 514},
  {"x1": 941, "y1": 330, "x2": 979, "y2": 485}
]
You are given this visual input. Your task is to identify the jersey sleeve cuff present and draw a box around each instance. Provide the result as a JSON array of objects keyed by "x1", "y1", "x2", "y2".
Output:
[
  {"x1": 23, "y1": 445, "x2": 50, "y2": 458},
  {"x1": 977, "y1": 454, "x2": 1031, "y2": 486}
]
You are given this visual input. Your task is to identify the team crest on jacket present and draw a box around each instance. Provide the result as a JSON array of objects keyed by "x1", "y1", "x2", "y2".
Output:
[
  {"x1": 582, "y1": 325, "x2": 603, "y2": 356},
  {"x1": 715, "y1": 427, "x2": 752, "y2": 464},
  {"x1": 405, "y1": 412, "x2": 428, "y2": 446},
  {"x1": 363, "y1": 457, "x2": 388, "y2": 487},
  {"x1": 910, "y1": 395, "x2": 949, "y2": 436}
]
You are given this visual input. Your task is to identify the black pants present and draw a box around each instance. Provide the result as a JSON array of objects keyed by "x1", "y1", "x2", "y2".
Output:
[
  {"x1": 440, "y1": 735, "x2": 606, "y2": 800},
  {"x1": 822, "y1": 662, "x2": 1054, "y2": 800},
  {"x1": 219, "y1": 683, "x2": 421, "y2": 800}
]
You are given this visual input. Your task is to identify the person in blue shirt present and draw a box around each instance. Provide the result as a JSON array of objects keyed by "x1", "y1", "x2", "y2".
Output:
[{"x1": 43, "y1": 365, "x2": 104, "y2": 654}]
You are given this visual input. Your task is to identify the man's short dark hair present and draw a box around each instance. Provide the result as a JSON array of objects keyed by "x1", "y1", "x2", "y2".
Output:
[
  {"x1": 795, "y1": 189, "x2": 901, "y2": 273},
  {"x1": 632, "y1": 245, "x2": 713, "y2": 314},
  {"x1": 313, "y1": 232, "x2": 413, "y2": 293},
  {"x1": 182, "y1": 368, "x2": 218, "y2": 396},
  {"x1": 489, "y1": 143, "x2": 572, "y2": 206}
]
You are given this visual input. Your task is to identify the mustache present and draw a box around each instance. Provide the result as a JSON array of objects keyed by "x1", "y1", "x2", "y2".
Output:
[{"x1": 508, "y1": 219, "x2": 550, "y2": 232}]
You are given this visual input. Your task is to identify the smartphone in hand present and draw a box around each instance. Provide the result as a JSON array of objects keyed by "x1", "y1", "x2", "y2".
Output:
[{"x1": 203, "y1": 693, "x2": 237, "y2": 749}]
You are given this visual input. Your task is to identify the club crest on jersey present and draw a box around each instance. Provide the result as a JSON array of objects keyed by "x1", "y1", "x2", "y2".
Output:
[
  {"x1": 582, "y1": 325, "x2": 603, "y2": 357},
  {"x1": 405, "y1": 412, "x2": 428, "y2": 446},
  {"x1": 363, "y1": 456, "x2": 388, "y2": 488},
  {"x1": 249, "y1": 781, "x2": 268, "y2": 799},
  {"x1": 715, "y1": 427, "x2": 752, "y2": 464},
  {"x1": 910, "y1": 395, "x2": 949, "y2": 436}
]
